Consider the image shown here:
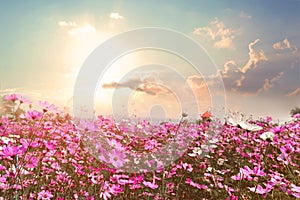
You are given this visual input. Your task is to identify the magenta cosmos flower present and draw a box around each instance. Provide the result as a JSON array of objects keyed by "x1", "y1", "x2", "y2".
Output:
[
  {"x1": 24, "y1": 110, "x2": 43, "y2": 120},
  {"x1": 38, "y1": 190, "x2": 53, "y2": 200}
]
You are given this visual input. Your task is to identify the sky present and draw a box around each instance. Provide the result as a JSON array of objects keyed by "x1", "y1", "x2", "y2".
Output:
[{"x1": 0, "y1": 0, "x2": 299, "y2": 122}]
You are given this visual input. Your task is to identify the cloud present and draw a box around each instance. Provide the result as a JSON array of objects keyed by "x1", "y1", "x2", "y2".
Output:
[
  {"x1": 273, "y1": 38, "x2": 298, "y2": 54},
  {"x1": 239, "y1": 11, "x2": 252, "y2": 19},
  {"x1": 58, "y1": 20, "x2": 96, "y2": 35},
  {"x1": 273, "y1": 38, "x2": 291, "y2": 50},
  {"x1": 68, "y1": 24, "x2": 96, "y2": 35},
  {"x1": 193, "y1": 18, "x2": 237, "y2": 49},
  {"x1": 220, "y1": 60, "x2": 236, "y2": 77},
  {"x1": 58, "y1": 21, "x2": 77, "y2": 27},
  {"x1": 256, "y1": 72, "x2": 284, "y2": 94},
  {"x1": 102, "y1": 77, "x2": 172, "y2": 96},
  {"x1": 240, "y1": 39, "x2": 267, "y2": 74},
  {"x1": 110, "y1": 12, "x2": 124, "y2": 20},
  {"x1": 218, "y1": 39, "x2": 296, "y2": 95},
  {"x1": 235, "y1": 75, "x2": 245, "y2": 88},
  {"x1": 219, "y1": 39, "x2": 267, "y2": 90},
  {"x1": 186, "y1": 75, "x2": 205, "y2": 87},
  {"x1": 287, "y1": 87, "x2": 300, "y2": 97}
]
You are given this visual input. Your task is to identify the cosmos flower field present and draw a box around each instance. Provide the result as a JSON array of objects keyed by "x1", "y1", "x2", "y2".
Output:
[{"x1": 0, "y1": 94, "x2": 300, "y2": 199}]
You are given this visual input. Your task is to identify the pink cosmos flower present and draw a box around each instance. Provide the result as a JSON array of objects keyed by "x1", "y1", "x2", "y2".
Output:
[
  {"x1": 100, "y1": 190, "x2": 111, "y2": 200},
  {"x1": 252, "y1": 165, "x2": 266, "y2": 176},
  {"x1": 106, "y1": 138, "x2": 125, "y2": 150},
  {"x1": 5, "y1": 94, "x2": 31, "y2": 104},
  {"x1": 130, "y1": 184, "x2": 142, "y2": 190},
  {"x1": 44, "y1": 140, "x2": 56, "y2": 150},
  {"x1": 25, "y1": 155, "x2": 39, "y2": 168},
  {"x1": 226, "y1": 195, "x2": 238, "y2": 200},
  {"x1": 291, "y1": 184, "x2": 300, "y2": 198},
  {"x1": 110, "y1": 184, "x2": 123, "y2": 195},
  {"x1": 0, "y1": 144, "x2": 21, "y2": 158},
  {"x1": 292, "y1": 113, "x2": 300, "y2": 119},
  {"x1": 231, "y1": 165, "x2": 265, "y2": 181},
  {"x1": 143, "y1": 181, "x2": 158, "y2": 189},
  {"x1": 98, "y1": 148, "x2": 109, "y2": 163},
  {"x1": 248, "y1": 184, "x2": 272, "y2": 194},
  {"x1": 144, "y1": 139, "x2": 159, "y2": 150},
  {"x1": 277, "y1": 143, "x2": 294, "y2": 165},
  {"x1": 100, "y1": 181, "x2": 112, "y2": 200},
  {"x1": 39, "y1": 100, "x2": 58, "y2": 113},
  {"x1": 78, "y1": 120, "x2": 99, "y2": 132},
  {"x1": 182, "y1": 162, "x2": 193, "y2": 172},
  {"x1": 0, "y1": 165, "x2": 5, "y2": 171},
  {"x1": 20, "y1": 138, "x2": 40, "y2": 148},
  {"x1": 24, "y1": 110, "x2": 43, "y2": 120},
  {"x1": 38, "y1": 190, "x2": 53, "y2": 200},
  {"x1": 108, "y1": 149, "x2": 126, "y2": 168},
  {"x1": 185, "y1": 178, "x2": 208, "y2": 190}
]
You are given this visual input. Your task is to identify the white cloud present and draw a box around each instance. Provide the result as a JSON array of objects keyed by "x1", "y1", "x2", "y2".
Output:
[
  {"x1": 68, "y1": 24, "x2": 96, "y2": 35},
  {"x1": 220, "y1": 60, "x2": 236, "y2": 77},
  {"x1": 205, "y1": 40, "x2": 270, "y2": 92},
  {"x1": 58, "y1": 21, "x2": 77, "y2": 27},
  {"x1": 110, "y1": 12, "x2": 124, "y2": 20},
  {"x1": 58, "y1": 20, "x2": 96, "y2": 36},
  {"x1": 273, "y1": 38, "x2": 298, "y2": 54},
  {"x1": 240, "y1": 39, "x2": 267, "y2": 74},
  {"x1": 273, "y1": 38, "x2": 291, "y2": 50},
  {"x1": 193, "y1": 18, "x2": 237, "y2": 49}
]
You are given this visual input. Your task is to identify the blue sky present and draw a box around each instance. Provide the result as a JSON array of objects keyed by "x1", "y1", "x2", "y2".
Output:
[{"x1": 0, "y1": 0, "x2": 299, "y2": 121}]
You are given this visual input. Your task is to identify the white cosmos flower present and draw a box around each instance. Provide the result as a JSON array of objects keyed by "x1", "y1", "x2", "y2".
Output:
[
  {"x1": 240, "y1": 122, "x2": 262, "y2": 131},
  {"x1": 1, "y1": 137, "x2": 15, "y2": 144},
  {"x1": 260, "y1": 131, "x2": 275, "y2": 141},
  {"x1": 227, "y1": 118, "x2": 238, "y2": 126},
  {"x1": 206, "y1": 166, "x2": 213, "y2": 172},
  {"x1": 188, "y1": 147, "x2": 202, "y2": 157},
  {"x1": 227, "y1": 118, "x2": 262, "y2": 131},
  {"x1": 136, "y1": 124, "x2": 143, "y2": 129},
  {"x1": 201, "y1": 143, "x2": 217, "y2": 150}
]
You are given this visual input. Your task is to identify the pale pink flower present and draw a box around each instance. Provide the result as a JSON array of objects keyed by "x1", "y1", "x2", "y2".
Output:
[
  {"x1": 106, "y1": 138, "x2": 125, "y2": 150},
  {"x1": 291, "y1": 184, "x2": 300, "y2": 198},
  {"x1": 100, "y1": 181, "x2": 112, "y2": 200},
  {"x1": 78, "y1": 120, "x2": 98, "y2": 132},
  {"x1": 143, "y1": 181, "x2": 158, "y2": 189},
  {"x1": 108, "y1": 149, "x2": 126, "y2": 168},
  {"x1": 100, "y1": 191, "x2": 111, "y2": 200},
  {"x1": 39, "y1": 100, "x2": 58, "y2": 113},
  {"x1": 5, "y1": 94, "x2": 31, "y2": 104}
]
